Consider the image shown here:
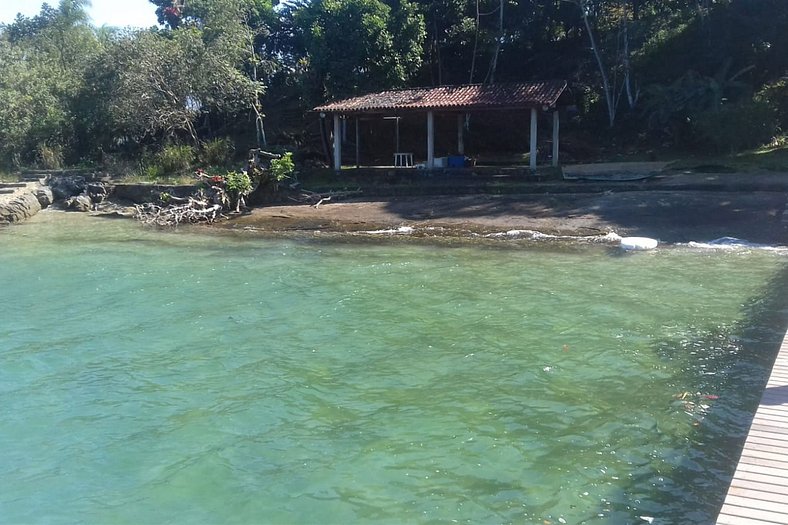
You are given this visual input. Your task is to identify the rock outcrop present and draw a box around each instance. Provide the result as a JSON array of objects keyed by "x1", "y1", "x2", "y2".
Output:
[
  {"x1": 65, "y1": 194, "x2": 93, "y2": 212},
  {"x1": 0, "y1": 189, "x2": 43, "y2": 224},
  {"x1": 33, "y1": 185, "x2": 54, "y2": 208},
  {"x1": 1, "y1": 176, "x2": 195, "y2": 224},
  {"x1": 48, "y1": 175, "x2": 87, "y2": 201}
]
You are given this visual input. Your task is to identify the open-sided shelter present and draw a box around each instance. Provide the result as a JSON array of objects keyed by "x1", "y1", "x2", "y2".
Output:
[{"x1": 314, "y1": 81, "x2": 569, "y2": 171}]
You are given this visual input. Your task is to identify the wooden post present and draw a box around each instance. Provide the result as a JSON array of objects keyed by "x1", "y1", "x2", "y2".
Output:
[
  {"x1": 530, "y1": 108, "x2": 538, "y2": 170},
  {"x1": 333, "y1": 114, "x2": 342, "y2": 171},
  {"x1": 427, "y1": 111, "x2": 435, "y2": 168},
  {"x1": 355, "y1": 117, "x2": 360, "y2": 168},
  {"x1": 395, "y1": 117, "x2": 400, "y2": 152},
  {"x1": 457, "y1": 114, "x2": 465, "y2": 155},
  {"x1": 552, "y1": 110, "x2": 560, "y2": 167}
]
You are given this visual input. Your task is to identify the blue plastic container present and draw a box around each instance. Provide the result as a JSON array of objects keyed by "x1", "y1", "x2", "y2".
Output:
[{"x1": 447, "y1": 155, "x2": 465, "y2": 168}]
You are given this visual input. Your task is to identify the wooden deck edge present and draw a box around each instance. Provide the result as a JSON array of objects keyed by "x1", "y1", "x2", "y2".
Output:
[{"x1": 717, "y1": 328, "x2": 788, "y2": 524}]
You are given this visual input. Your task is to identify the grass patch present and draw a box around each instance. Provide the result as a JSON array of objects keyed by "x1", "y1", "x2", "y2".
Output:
[
  {"x1": 668, "y1": 138, "x2": 788, "y2": 173},
  {"x1": 735, "y1": 140, "x2": 788, "y2": 171},
  {"x1": 0, "y1": 170, "x2": 19, "y2": 183},
  {"x1": 121, "y1": 173, "x2": 197, "y2": 185}
]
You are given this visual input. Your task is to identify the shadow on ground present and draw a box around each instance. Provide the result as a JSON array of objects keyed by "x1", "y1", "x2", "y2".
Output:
[{"x1": 382, "y1": 190, "x2": 788, "y2": 244}]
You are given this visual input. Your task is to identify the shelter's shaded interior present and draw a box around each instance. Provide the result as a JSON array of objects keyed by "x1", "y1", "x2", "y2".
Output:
[{"x1": 345, "y1": 110, "x2": 550, "y2": 166}]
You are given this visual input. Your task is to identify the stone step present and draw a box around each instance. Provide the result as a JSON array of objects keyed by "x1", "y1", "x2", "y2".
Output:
[{"x1": 0, "y1": 182, "x2": 27, "y2": 188}]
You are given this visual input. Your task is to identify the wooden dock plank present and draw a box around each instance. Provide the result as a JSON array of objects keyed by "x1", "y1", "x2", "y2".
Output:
[
  {"x1": 723, "y1": 494, "x2": 788, "y2": 514},
  {"x1": 717, "y1": 501, "x2": 788, "y2": 523},
  {"x1": 717, "y1": 329, "x2": 788, "y2": 524},
  {"x1": 718, "y1": 516, "x2": 785, "y2": 525},
  {"x1": 745, "y1": 430, "x2": 788, "y2": 444},
  {"x1": 741, "y1": 441, "x2": 788, "y2": 455},
  {"x1": 728, "y1": 479, "x2": 788, "y2": 499},
  {"x1": 748, "y1": 423, "x2": 788, "y2": 436},
  {"x1": 751, "y1": 406, "x2": 788, "y2": 417},
  {"x1": 725, "y1": 468, "x2": 788, "y2": 488},
  {"x1": 752, "y1": 412, "x2": 788, "y2": 423},
  {"x1": 736, "y1": 448, "x2": 788, "y2": 467},
  {"x1": 727, "y1": 483, "x2": 788, "y2": 503}
]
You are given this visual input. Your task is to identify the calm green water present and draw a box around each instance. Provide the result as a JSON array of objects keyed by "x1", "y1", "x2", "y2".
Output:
[{"x1": 1, "y1": 212, "x2": 787, "y2": 524}]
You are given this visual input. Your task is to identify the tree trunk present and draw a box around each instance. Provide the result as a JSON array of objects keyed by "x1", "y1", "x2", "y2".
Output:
[
  {"x1": 469, "y1": 0, "x2": 480, "y2": 84},
  {"x1": 581, "y1": 7, "x2": 616, "y2": 127},
  {"x1": 621, "y1": 9, "x2": 639, "y2": 109},
  {"x1": 487, "y1": 0, "x2": 504, "y2": 84}
]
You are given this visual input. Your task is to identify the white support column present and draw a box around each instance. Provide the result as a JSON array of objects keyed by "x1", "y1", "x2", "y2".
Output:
[
  {"x1": 427, "y1": 111, "x2": 435, "y2": 169},
  {"x1": 355, "y1": 117, "x2": 360, "y2": 168},
  {"x1": 552, "y1": 110, "x2": 560, "y2": 167},
  {"x1": 395, "y1": 117, "x2": 400, "y2": 152},
  {"x1": 333, "y1": 114, "x2": 342, "y2": 171},
  {"x1": 457, "y1": 114, "x2": 465, "y2": 155},
  {"x1": 529, "y1": 108, "x2": 538, "y2": 171}
]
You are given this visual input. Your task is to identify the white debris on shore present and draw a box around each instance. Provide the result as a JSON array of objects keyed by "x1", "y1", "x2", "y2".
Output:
[
  {"x1": 363, "y1": 226, "x2": 415, "y2": 235},
  {"x1": 486, "y1": 229, "x2": 622, "y2": 243}
]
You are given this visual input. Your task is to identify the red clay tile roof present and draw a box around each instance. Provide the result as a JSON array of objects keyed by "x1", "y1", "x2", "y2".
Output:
[{"x1": 314, "y1": 81, "x2": 568, "y2": 113}]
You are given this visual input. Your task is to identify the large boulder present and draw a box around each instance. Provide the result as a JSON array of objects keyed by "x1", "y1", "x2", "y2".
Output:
[
  {"x1": 0, "y1": 192, "x2": 42, "y2": 224},
  {"x1": 48, "y1": 175, "x2": 86, "y2": 201},
  {"x1": 33, "y1": 184, "x2": 54, "y2": 208},
  {"x1": 65, "y1": 194, "x2": 93, "y2": 212}
]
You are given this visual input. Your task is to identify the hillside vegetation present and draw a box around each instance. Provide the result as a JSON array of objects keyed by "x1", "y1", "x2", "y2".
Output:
[{"x1": 0, "y1": 0, "x2": 786, "y2": 173}]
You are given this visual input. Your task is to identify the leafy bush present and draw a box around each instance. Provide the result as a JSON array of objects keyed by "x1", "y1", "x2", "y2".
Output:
[
  {"x1": 269, "y1": 152, "x2": 295, "y2": 181},
  {"x1": 200, "y1": 138, "x2": 235, "y2": 166},
  {"x1": 156, "y1": 144, "x2": 195, "y2": 174},
  {"x1": 224, "y1": 170, "x2": 253, "y2": 212},
  {"x1": 642, "y1": 67, "x2": 753, "y2": 146},
  {"x1": 693, "y1": 100, "x2": 778, "y2": 152},
  {"x1": 225, "y1": 170, "x2": 252, "y2": 195},
  {"x1": 757, "y1": 78, "x2": 788, "y2": 130},
  {"x1": 36, "y1": 143, "x2": 64, "y2": 169},
  {"x1": 140, "y1": 163, "x2": 165, "y2": 180}
]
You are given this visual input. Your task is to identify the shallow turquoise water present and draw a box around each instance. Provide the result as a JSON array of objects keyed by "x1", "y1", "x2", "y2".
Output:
[{"x1": 1, "y1": 212, "x2": 787, "y2": 524}]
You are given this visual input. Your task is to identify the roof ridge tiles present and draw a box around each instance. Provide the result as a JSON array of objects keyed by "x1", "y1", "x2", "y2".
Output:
[{"x1": 314, "y1": 80, "x2": 568, "y2": 114}]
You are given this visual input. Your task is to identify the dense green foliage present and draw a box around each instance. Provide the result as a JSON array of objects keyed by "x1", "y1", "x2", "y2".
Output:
[
  {"x1": 293, "y1": 0, "x2": 425, "y2": 100},
  {"x1": 224, "y1": 169, "x2": 253, "y2": 194},
  {"x1": 269, "y1": 152, "x2": 295, "y2": 181},
  {"x1": 0, "y1": 0, "x2": 786, "y2": 170}
]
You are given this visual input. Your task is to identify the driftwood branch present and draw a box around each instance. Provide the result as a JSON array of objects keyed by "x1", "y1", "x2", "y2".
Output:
[
  {"x1": 134, "y1": 198, "x2": 223, "y2": 226},
  {"x1": 288, "y1": 188, "x2": 363, "y2": 207}
]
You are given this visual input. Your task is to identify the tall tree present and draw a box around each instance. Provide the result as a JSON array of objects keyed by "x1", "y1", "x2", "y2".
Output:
[
  {"x1": 0, "y1": 0, "x2": 100, "y2": 166},
  {"x1": 293, "y1": 0, "x2": 425, "y2": 101}
]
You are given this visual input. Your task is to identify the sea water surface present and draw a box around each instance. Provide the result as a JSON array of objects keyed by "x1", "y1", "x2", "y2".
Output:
[{"x1": 1, "y1": 212, "x2": 787, "y2": 524}]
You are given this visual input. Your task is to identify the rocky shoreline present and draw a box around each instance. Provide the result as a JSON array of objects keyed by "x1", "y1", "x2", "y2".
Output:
[
  {"x1": 3, "y1": 170, "x2": 788, "y2": 246},
  {"x1": 0, "y1": 182, "x2": 54, "y2": 223},
  {"x1": 0, "y1": 174, "x2": 179, "y2": 225}
]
